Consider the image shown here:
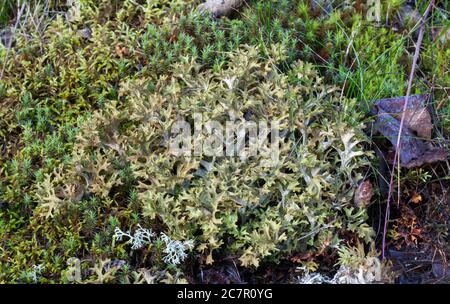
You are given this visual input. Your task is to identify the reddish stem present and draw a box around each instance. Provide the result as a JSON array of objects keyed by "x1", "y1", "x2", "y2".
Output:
[{"x1": 381, "y1": 0, "x2": 435, "y2": 260}]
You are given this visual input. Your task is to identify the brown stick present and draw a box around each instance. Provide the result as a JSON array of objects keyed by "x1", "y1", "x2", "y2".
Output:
[{"x1": 381, "y1": 0, "x2": 435, "y2": 260}]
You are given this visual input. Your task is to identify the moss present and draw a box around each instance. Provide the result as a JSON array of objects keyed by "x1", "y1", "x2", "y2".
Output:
[{"x1": 0, "y1": 1, "x2": 14, "y2": 26}]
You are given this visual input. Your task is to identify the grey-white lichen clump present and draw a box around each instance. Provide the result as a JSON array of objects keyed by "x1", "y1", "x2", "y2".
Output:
[
  {"x1": 27, "y1": 264, "x2": 45, "y2": 283},
  {"x1": 160, "y1": 233, "x2": 195, "y2": 266},
  {"x1": 113, "y1": 224, "x2": 155, "y2": 250},
  {"x1": 297, "y1": 256, "x2": 385, "y2": 284},
  {"x1": 114, "y1": 225, "x2": 194, "y2": 266}
]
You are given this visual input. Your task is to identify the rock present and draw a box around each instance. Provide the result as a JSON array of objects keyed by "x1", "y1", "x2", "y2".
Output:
[
  {"x1": 77, "y1": 26, "x2": 92, "y2": 40},
  {"x1": 198, "y1": 0, "x2": 244, "y2": 18},
  {"x1": 0, "y1": 27, "x2": 13, "y2": 47}
]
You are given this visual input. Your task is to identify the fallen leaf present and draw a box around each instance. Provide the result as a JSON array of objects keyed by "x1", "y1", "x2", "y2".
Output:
[
  {"x1": 354, "y1": 180, "x2": 373, "y2": 209},
  {"x1": 371, "y1": 94, "x2": 448, "y2": 168},
  {"x1": 115, "y1": 44, "x2": 130, "y2": 58},
  {"x1": 374, "y1": 94, "x2": 432, "y2": 139},
  {"x1": 411, "y1": 193, "x2": 422, "y2": 204},
  {"x1": 402, "y1": 148, "x2": 448, "y2": 168},
  {"x1": 169, "y1": 30, "x2": 179, "y2": 44},
  {"x1": 77, "y1": 26, "x2": 92, "y2": 40},
  {"x1": 291, "y1": 252, "x2": 312, "y2": 263},
  {"x1": 432, "y1": 262, "x2": 450, "y2": 278}
]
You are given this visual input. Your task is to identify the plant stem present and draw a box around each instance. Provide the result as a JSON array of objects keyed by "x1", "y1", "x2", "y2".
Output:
[{"x1": 381, "y1": 0, "x2": 435, "y2": 260}]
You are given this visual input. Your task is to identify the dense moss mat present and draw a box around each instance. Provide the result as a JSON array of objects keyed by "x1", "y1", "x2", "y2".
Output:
[{"x1": 0, "y1": 1, "x2": 448, "y2": 283}]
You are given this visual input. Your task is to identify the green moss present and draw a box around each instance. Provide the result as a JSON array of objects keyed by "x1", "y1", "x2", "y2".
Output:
[{"x1": 0, "y1": 1, "x2": 14, "y2": 25}]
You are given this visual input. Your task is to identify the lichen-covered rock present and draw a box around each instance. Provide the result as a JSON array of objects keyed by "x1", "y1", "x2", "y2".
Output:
[{"x1": 198, "y1": 0, "x2": 244, "y2": 17}]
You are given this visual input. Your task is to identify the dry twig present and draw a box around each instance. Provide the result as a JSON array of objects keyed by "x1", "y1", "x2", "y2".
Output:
[{"x1": 381, "y1": 0, "x2": 436, "y2": 260}]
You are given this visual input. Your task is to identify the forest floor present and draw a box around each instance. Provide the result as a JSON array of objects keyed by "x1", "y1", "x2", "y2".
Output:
[{"x1": 0, "y1": 0, "x2": 448, "y2": 284}]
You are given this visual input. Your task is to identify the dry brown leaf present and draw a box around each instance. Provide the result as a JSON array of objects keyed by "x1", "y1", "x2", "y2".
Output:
[
  {"x1": 411, "y1": 193, "x2": 422, "y2": 204},
  {"x1": 371, "y1": 94, "x2": 448, "y2": 168},
  {"x1": 115, "y1": 44, "x2": 129, "y2": 58},
  {"x1": 354, "y1": 180, "x2": 373, "y2": 209},
  {"x1": 374, "y1": 94, "x2": 432, "y2": 139}
]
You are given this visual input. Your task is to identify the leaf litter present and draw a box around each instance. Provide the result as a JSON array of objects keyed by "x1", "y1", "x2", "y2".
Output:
[{"x1": 371, "y1": 94, "x2": 448, "y2": 168}]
